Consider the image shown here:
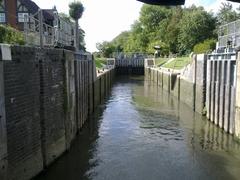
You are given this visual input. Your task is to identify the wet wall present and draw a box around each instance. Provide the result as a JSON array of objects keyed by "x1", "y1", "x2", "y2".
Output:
[{"x1": 0, "y1": 46, "x2": 114, "y2": 180}]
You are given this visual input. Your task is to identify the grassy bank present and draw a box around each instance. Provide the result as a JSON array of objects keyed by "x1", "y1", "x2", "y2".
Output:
[
  {"x1": 162, "y1": 57, "x2": 192, "y2": 70},
  {"x1": 155, "y1": 58, "x2": 170, "y2": 67},
  {"x1": 95, "y1": 58, "x2": 107, "y2": 69}
]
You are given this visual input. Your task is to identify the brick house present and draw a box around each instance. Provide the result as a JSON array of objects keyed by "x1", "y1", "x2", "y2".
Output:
[{"x1": 0, "y1": 0, "x2": 55, "y2": 31}]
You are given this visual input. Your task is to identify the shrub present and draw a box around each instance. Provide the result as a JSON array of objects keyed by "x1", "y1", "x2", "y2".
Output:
[
  {"x1": 0, "y1": 25, "x2": 25, "y2": 45},
  {"x1": 193, "y1": 39, "x2": 216, "y2": 54}
]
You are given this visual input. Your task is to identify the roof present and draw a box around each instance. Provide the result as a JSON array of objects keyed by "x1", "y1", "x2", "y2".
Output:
[
  {"x1": 19, "y1": 0, "x2": 39, "y2": 14},
  {"x1": 19, "y1": 0, "x2": 55, "y2": 21},
  {"x1": 42, "y1": 9, "x2": 55, "y2": 21},
  {"x1": 137, "y1": 0, "x2": 185, "y2": 5}
]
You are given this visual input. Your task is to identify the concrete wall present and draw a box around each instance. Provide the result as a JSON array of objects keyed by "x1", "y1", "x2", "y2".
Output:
[
  {"x1": 206, "y1": 53, "x2": 236, "y2": 134},
  {"x1": 146, "y1": 54, "x2": 207, "y2": 115},
  {"x1": 235, "y1": 53, "x2": 240, "y2": 138},
  {"x1": 115, "y1": 55, "x2": 145, "y2": 75},
  {"x1": 0, "y1": 46, "x2": 114, "y2": 180}
]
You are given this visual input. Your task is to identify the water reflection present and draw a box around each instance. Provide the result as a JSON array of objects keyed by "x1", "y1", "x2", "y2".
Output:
[{"x1": 35, "y1": 76, "x2": 240, "y2": 180}]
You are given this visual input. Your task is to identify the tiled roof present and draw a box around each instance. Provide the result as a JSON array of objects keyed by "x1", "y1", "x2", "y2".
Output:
[
  {"x1": 19, "y1": 0, "x2": 55, "y2": 21},
  {"x1": 19, "y1": 0, "x2": 39, "y2": 14}
]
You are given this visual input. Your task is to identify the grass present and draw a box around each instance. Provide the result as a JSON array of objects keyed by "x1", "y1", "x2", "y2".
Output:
[
  {"x1": 155, "y1": 58, "x2": 170, "y2": 67},
  {"x1": 95, "y1": 58, "x2": 107, "y2": 69},
  {"x1": 162, "y1": 57, "x2": 192, "y2": 70}
]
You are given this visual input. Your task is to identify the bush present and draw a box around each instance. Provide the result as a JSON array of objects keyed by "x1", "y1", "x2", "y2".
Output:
[
  {"x1": 193, "y1": 39, "x2": 216, "y2": 54},
  {"x1": 0, "y1": 25, "x2": 25, "y2": 45}
]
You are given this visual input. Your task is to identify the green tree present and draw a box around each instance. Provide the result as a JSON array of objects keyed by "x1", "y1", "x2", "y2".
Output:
[
  {"x1": 178, "y1": 6, "x2": 216, "y2": 54},
  {"x1": 124, "y1": 21, "x2": 149, "y2": 53},
  {"x1": 69, "y1": 1, "x2": 84, "y2": 51},
  {"x1": 165, "y1": 6, "x2": 182, "y2": 53},
  {"x1": 193, "y1": 39, "x2": 216, "y2": 54},
  {"x1": 111, "y1": 31, "x2": 130, "y2": 52},
  {"x1": 217, "y1": 2, "x2": 238, "y2": 25},
  {"x1": 96, "y1": 41, "x2": 116, "y2": 57}
]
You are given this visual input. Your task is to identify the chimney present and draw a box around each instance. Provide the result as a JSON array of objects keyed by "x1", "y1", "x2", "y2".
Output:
[{"x1": 6, "y1": 0, "x2": 17, "y2": 28}]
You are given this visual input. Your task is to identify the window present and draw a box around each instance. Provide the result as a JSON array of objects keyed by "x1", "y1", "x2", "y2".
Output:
[
  {"x1": 18, "y1": 13, "x2": 29, "y2": 22},
  {"x1": 0, "y1": 13, "x2": 5, "y2": 23}
]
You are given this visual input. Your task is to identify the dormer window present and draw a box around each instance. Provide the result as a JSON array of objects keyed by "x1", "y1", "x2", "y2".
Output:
[{"x1": 0, "y1": 1, "x2": 6, "y2": 23}]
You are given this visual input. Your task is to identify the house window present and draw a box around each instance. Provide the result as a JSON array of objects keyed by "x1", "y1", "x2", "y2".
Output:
[
  {"x1": 18, "y1": 13, "x2": 29, "y2": 22},
  {"x1": 0, "y1": 13, "x2": 5, "y2": 23}
]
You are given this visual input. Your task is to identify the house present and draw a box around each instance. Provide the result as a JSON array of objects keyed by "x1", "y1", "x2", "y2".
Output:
[
  {"x1": 0, "y1": 0, "x2": 55, "y2": 31},
  {"x1": 0, "y1": 0, "x2": 75, "y2": 47}
]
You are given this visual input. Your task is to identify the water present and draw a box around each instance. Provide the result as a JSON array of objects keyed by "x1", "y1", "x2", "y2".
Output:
[{"x1": 35, "y1": 76, "x2": 240, "y2": 180}]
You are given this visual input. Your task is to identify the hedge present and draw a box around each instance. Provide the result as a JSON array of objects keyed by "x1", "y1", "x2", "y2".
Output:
[{"x1": 0, "y1": 25, "x2": 25, "y2": 45}]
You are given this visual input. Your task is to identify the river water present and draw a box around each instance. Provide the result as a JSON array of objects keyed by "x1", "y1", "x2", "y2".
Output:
[{"x1": 35, "y1": 76, "x2": 240, "y2": 180}]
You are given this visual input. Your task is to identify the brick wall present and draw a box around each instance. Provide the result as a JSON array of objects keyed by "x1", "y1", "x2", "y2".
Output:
[
  {"x1": 3, "y1": 47, "x2": 43, "y2": 180},
  {"x1": 5, "y1": 0, "x2": 17, "y2": 29},
  {"x1": 0, "y1": 60, "x2": 8, "y2": 180},
  {"x1": 0, "y1": 45, "x2": 114, "y2": 180}
]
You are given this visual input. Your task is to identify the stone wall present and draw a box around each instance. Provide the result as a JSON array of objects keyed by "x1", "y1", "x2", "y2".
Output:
[{"x1": 0, "y1": 46, "x2": 114, "y2": 180}]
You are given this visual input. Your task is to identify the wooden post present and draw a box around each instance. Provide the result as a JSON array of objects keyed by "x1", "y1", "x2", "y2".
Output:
[
  {"x1": 235, "y1": 52, "x2": 240, "y2": 138},
  {"x1": 219, "y1": 60, "x2": 226, "y2": 128},
  {"x1": 224, "y1": 60, "x2": 231, "y2": 132},
  {"x1": 206, "y1": 59, "x2": 211, "y2": 120},
  {"x1": 214, "y1": 60, "x2": 220, "y2": 125},
  {"x1": 210, "y1": 60, "x2": 216, "y2": 122},
  {"x1": 38, "y1": 9, "x2": 43, "y2": 48}
]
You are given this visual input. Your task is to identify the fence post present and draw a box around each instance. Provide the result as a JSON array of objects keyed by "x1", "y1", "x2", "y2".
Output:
[{"x1": 38, "y1": 9, "x2": 43, "y2": 48}]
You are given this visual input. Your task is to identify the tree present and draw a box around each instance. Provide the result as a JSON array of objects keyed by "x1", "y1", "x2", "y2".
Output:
[
  {"x1": 79, "y1": 28, "x2": 86, "y2": 51},
  {"x1": 69, "y1": 1, "x2": 84, "y2": 51},
  {"x1": 217, "y1": 2, "x2": 238, "y2": 25},
  {"x1": 111, "y1": 31, "x2": 130, "y2": 52},
  {"x1": 59, "y1": 12, "x2": 86, "y2": 51},
  {"x1": 193, "y1": 39, "x2": 216, "y2": 54},
  {"x1": 178, "y1": 7, "x2": 216, "y2": 54},
  {"x1": 96, "y1": 41, "x2": 116, "y2": 57}
]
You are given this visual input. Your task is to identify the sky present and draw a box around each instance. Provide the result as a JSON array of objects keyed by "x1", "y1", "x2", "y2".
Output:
[{"x1": 33, "y1": 0, "x2": 240, "y2": 52}]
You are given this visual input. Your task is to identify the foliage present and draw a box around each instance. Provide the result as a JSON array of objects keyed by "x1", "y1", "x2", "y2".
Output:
[
  {"x1": 155, "y1": 58, "x2": 170, "y2": 67},
  {"x1": 79, "y1": 28, "x2": 86, "y2": 51},
  {"x1": 59, "y1": 13, "x2": 72, "y2": 23},
  {"x1": 59, "y1": 13, "x2": 86, "y2": 51},
  {"x1": 177, "y1": 6, "x2": 216, "y2": 55},
  {"x1": 69, "y1": 1, "x2": 84, "y2": 20},
  {"x1": 96, "y1": 41, "x2": 116, "y2": 58},
  {"x1": 95, "y1": 58, "x2": 107, "y2": 69},
  {"x1": 96, "y1": 2, "x2": 240, "y2": 57},
  {"x1": 217, "y1": 2, "x2": 240, "y2": 25},
  {"x1": 163, "y1": 57, "x2": 192, "y2": 70},
  {"x1": 193, "y1": 39, "x2": 216, "y2": 54},
  {"x1": 0, "y1": 25, "x2": 25, "y2": 45}
]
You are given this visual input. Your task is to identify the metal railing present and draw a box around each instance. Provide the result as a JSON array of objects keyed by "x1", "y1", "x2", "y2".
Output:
[
  {"x1": 218, "y1": 19, "x2": 240, "y2": 48},
  {"x1": 24, "y1": 10, "x2": 75, "y2": 47}
]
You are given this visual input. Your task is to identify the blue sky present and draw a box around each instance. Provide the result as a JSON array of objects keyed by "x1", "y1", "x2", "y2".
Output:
[{"x1": 33, "y1": 0, "x2": 239, "y2": 52}]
